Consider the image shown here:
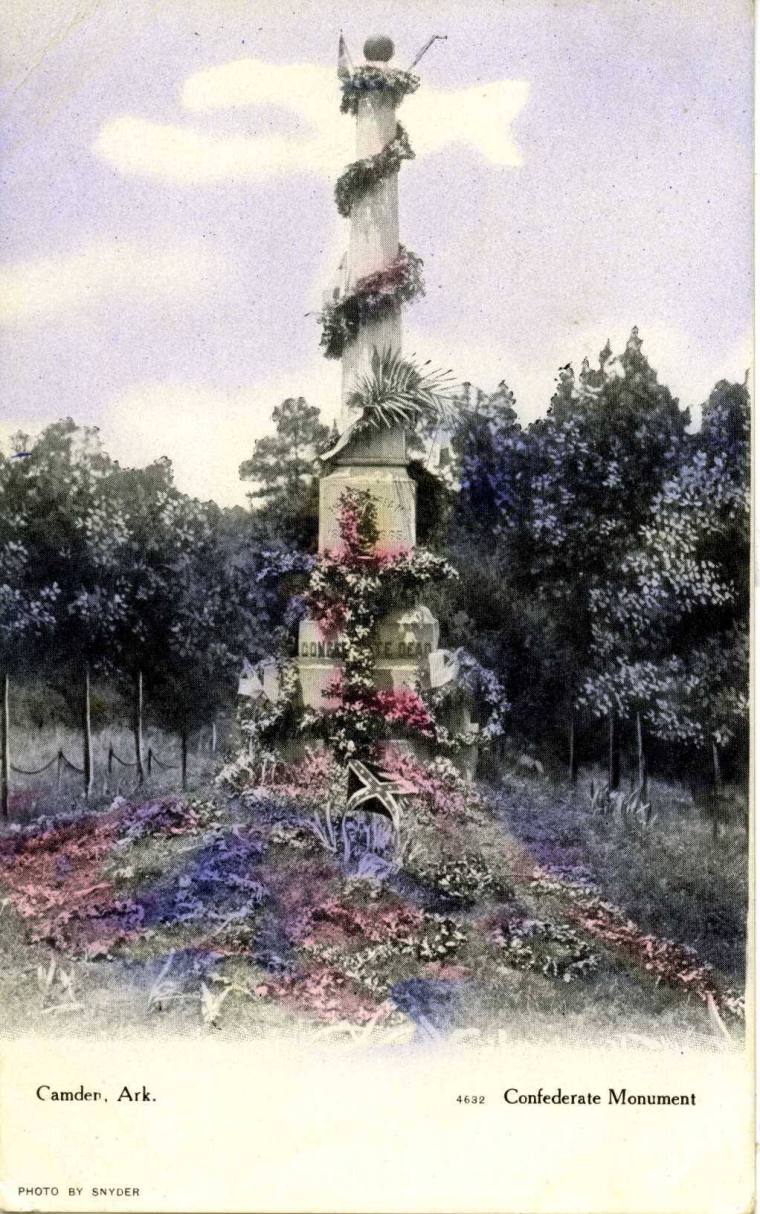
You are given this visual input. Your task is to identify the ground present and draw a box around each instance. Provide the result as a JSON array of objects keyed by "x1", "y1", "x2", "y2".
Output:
[{"x1": 0, "y1": 744, "x2": 747, "y2": 1050}]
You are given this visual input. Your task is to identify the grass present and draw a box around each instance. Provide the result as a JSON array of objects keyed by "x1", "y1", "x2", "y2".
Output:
[
  {"x1": 493, "y1": 770, "x2": 748, "y2": 980},
  {"x1": 0, "y1": 750, "x2": 747, "y2": 1049},
  {"x1": 4, "y1": 723, "x2": 223, "y2": 821}
]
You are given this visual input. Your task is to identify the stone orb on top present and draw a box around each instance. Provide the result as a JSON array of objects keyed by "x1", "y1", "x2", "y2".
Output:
[{"x1": 363, "y1": 35, "x2": 394, "y2": 63}]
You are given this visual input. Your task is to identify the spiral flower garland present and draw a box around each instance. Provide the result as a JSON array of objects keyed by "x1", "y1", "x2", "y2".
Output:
[
  {"x1": 317, "y1": 65, "x2": 424, "y2": 362},
  {"x1": 334, "y1": 123, "x2": 415, "y2": 218},
  {"x1": 317, "y1": 245, "x2": 425, "y2": 360}
]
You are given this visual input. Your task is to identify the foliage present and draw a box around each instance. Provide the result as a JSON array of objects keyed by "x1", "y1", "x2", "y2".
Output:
[
  {"x1": 427, "y1": 648, "x2": 509, "y2": 743},
  {"x1": 444, "y1": 334, "x2": 747, "y2": 787},
  {"x1": 236, "y1": 661, "x2": 301, "y2": 755},
  {"x1": 335, "y1": 123, "x2": 414, "y2": 217},
  {"x1": 0, "y1": 420, "x2": 283, "y2": 747},
  {"x1": 412, "y1": 853, "x2": 512, "y2": 905},
  {"x1": 345, "y1": 348, "x2": 457, "y2": 435},
  {"x1": 115, "y1": 796, "x2": 210, "y2": 846},
  {"x1": 239, "y1": 398, "x2": 329, "y2": 549},
  {"x1": 143, "y1": 828, "x2": 268, "y2": 934},
  {"x1": 338, "y1": 66, "x2": 420, "y2": 116},
  {"x1": 300, "y1": 488, "x2": 456, "y2": 761},
  {"x1": 579, "y1": 376, "x2": 749, "y2": 765},
  {"x1": 493, "y1": 777, "x2": 747, "y2": 980},
  {"x1": 317, "y1": 246, "x2": 424, "y2": 360},
  {"x1": 495, "y1": 917, "x2": 599, "y2": 982}
]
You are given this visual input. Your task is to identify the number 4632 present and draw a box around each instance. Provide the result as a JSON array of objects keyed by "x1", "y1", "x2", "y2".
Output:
[{"x1": 457, "y1": 1095, "x2": 485, "y2": 1104}]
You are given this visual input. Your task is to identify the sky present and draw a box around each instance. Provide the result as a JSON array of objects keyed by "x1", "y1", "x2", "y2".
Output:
[{"x1": 0, "y1": 0, "x2": 752, "y2": 506}]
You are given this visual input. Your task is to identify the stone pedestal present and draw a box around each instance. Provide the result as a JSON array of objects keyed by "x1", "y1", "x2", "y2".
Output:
[
  {"x1": 298, "y1": 604, "x2": 439, "y2": 711},
  {"x1": 319, "y1": 464, "x2": 415, "y2": 553}
]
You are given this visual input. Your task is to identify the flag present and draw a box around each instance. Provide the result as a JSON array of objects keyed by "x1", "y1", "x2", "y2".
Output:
[{"x1": 337, "y1": 32, "x2": 351, "y2": 79}]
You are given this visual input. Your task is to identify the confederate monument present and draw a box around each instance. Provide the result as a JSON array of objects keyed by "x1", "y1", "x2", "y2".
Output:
[{"x1": 298, "y1": 35, "x2": 448, "y2": 711}]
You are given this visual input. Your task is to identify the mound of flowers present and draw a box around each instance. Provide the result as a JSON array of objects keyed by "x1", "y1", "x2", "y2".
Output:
[
  {"x1": 0, "y1": 796, "x2": 224, "y2": 958},
  {"x1": 142, "y1": 829, "x2": 268, "y2": 945},
  {"x1": 0, "y1": 742, "x2": 744, "y2": 1039},
  {"x1": 493, "y1": 915, "x2": 599, "y2": 982}
]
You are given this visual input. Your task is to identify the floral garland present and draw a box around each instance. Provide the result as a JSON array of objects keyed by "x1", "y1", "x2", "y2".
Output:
[
  {"x1": 318, "y1": 245, "x2": 424, "y2": 360},
  {"x1": 496, "y1": 917, "x2": 599, "y2": 982},
  {"x1": 339, "y1": 66, "x2": 420, "y2": 117},
  {"x1": 427, "y1": 649, "x2": 510, "y2": 743},
  {"x1": 300, "y1": 488, "x2": 457, "y2": 762},
  {"x1": 335, "y1": 123, "x2": 415, "y2": 217},
  {"x1": 237, "y1": 660, "x2": 300, "y2": 750}
]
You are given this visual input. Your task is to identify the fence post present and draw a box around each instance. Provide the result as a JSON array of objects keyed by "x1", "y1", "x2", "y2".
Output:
[
  {"x1": 1, "y1": 672, "x2": 9, "y2": 819},
  {"x1": 83, "y1": 663, "x2": 93, "y2": 800},
  {"x1": 147, "y1": 748, "x2": 153, "y2": 778},
  {"x1": 608, "y1": 711, "x2": 621, "y2": 791},
  {"x1": 108, "y1": 745, "x2": 114, "y2": 789},
  {"x1": 568, "y1": 710, "x2": 578, "y2": 785},
  {"x1": 133, "y1": 669, "x2": 145, "y2": 784},
  {"x1": 56, "y1": 750, "x2": 63, "y2": 791}
]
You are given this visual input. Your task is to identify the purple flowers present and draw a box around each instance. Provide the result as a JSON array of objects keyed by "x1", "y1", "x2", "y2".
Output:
[{"x1": 143, "y1": 829, "x2": 268, "y2": 928}]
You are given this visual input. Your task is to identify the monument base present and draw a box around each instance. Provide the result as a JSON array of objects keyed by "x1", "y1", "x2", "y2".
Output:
[
  {"x1": 298, "y1": 605, "x2": 440, "y2": 710},
  {"x1": 319, "y1": 461, "x2": 415, "y2": 552}
]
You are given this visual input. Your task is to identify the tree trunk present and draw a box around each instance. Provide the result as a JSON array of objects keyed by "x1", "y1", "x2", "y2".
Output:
[
  {"x1": 82, "y1": 663, "x2": 93, "y2": 799},
  {"x1": 180, "y1": 730, "x2": 188, "y2": 791},
  {"x1": 568, "y1": 710, "x2": 579, "y2": 785},
  {"x1": 1, "y1": 672, "x2": 9, "y2": 819},
  {"x1": 711, "y1": 738, "x2": 723, "y2": 791},
  {"x1": 133, "y1": 670, "x2": 145, "y2": 784},
  {"x1": 635, "y1": 711, "x2": 648, "y2": 802},
  {"x1": 608, "y1": 711, "x2": 621, "y2": 791},
  {"x1": 711, "y1": 739, "x2": 722, "y2": 841}
]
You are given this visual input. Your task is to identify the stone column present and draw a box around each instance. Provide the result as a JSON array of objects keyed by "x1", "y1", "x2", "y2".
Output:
[
  {"x1": 298, "y1": 37, "x2": 437, "y2": 712},
  {"x1": 340, "y1": 82, "x2": 402, "y2": 429}
]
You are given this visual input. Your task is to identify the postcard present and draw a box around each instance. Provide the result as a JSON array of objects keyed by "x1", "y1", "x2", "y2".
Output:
[{"x1": 0, "y1": 3, "x2": 753, "y2": 1212}]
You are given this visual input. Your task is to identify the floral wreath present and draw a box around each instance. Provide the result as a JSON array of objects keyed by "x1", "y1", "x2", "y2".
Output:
[{"x1": 339, "y1": 66, "x2": 420, "y2": 117}]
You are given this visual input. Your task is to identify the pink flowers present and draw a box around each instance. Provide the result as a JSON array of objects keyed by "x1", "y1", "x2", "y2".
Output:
[
  {"x1": 378, "y1": 747, "x2": 471, "y2": 816},
  {"x1": 369, "y1": 688, "x2": 435, "y2": 736}
]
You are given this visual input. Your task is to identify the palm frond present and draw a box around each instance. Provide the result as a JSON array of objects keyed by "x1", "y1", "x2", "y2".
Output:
[{"x1": 346, "y1": 348, "x2": 458, "y2": 432}]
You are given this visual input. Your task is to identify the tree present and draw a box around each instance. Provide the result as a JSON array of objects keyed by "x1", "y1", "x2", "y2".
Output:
[
  {"x1": 147, "y1": 502, "x2": 275, "y2": 787},
  {"x1": 580, "y1": 377, "x2": 749, "y2": 806},
  {"x1": 446, "y1": 331, "x2": 692, "y2": 782},
  {"x1": 0, "y1": 420, "x2": 290, "y2": 791},
  {"x1": 0, "y1": 551, "x2": 58, "y2": 816},
  {"x1": 239, "y1": 398, "x2": 329, "y2": 549},
  {"x1": 0, "y1": 420, "x2": 132, "y2": 795}
]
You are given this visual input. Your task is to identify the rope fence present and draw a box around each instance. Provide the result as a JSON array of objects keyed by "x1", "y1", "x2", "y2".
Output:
[
  {"x1": 10, "y1": 754, "x2": 60, "y2": 776},
  {"x1": 148, "y1": 749, "x2": 179, "y2": 772},
  {"x1": 108, "y1": 747, "x2": 139, "y2": 770},
  {"x1": 11, "y1": 750, "x2": 84, "y2": 776},
  {"x1": 11, "y1": 745, "x2": 193, "y2": 782},
  {"x1": 2, "y1": 721, "x2": 224, "y2": 818}
]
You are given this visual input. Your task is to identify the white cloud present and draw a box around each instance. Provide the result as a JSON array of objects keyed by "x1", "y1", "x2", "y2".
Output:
[
  {"x1": 101, "y1": 363, "x2": 339, "y2": 507},
  {"x1": 94, "y1": 58, "x2": 529, "y2": 183},
  {"x1": 0, "y1": 240, "x2": 224, "y2": 327}
]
